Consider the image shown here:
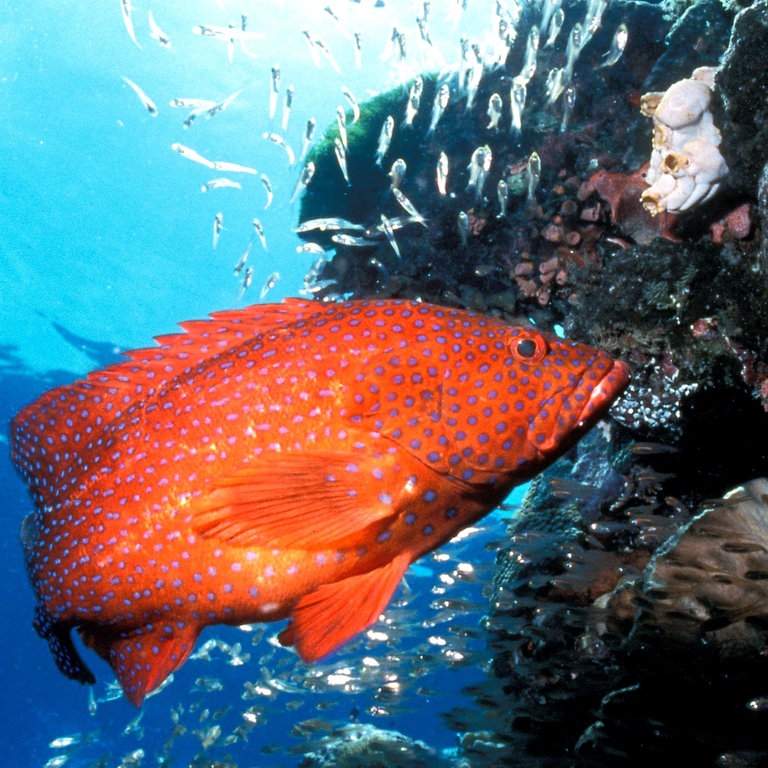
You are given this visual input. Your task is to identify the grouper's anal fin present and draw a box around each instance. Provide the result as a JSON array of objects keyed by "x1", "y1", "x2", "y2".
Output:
[
  {"x1": 33, "y1": 605, "x2": 96, "y2": 686},
  {"x1": 80, "y1": 622, "x2": 200, "y2": 707}
]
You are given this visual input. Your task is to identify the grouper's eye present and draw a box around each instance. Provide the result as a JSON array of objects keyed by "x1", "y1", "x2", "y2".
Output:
[
  {"x1": 509, "y1": 330, "x2": 548, "y2": 363},
  {"x1": 516, "y1": 339, "x2": 537, "y2": 357}
]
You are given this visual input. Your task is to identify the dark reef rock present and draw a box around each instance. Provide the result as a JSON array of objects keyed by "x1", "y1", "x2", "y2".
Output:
[
  {"x1": 452, "y1": 426, "x2": 684, "y2": 766},
  {"x1": 296, "y1": 723, "x2": 455, "y2": 768},
  {"x1": 465, "y1": 447, "x2": 768, "y2": 766},
  {"x1": 625, "y1": 477, "x2": 768, "y2": 661},
  {"x1": 644, "y1": 0, "x2": 735, "y2": 92},
  {"x1": 584, "y1": 478, "x2": 768, "y2": 767},
  {"x1": 759, "y1": 160, "x2": 768, "y2": 277},
  {"x1": 566, "y1": 237, "x2": 768, "y2": 456},
  {"x1": 714, "y1": 1, "x2": 768, "y2": 199},
  {"x1": 294, "y1": 4, "x2": 768, "y2": 765}
]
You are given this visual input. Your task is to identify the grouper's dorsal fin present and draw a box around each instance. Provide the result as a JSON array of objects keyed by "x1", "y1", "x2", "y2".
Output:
[{"x1": 9, "y1": 300, "x2": 321, "y2": 509}]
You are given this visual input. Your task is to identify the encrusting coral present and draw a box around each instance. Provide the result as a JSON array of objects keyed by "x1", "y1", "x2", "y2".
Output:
[{"x1": 640, "y1": 66, "x2": 729, "y2": 215}]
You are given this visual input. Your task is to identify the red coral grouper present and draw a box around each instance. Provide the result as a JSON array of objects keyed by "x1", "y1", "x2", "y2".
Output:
[{"x1": 11, "y1": 299, "x2": 629, "y2": 705}]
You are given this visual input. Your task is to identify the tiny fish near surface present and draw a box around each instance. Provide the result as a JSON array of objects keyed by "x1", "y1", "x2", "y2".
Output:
[{"x1": 11, "y1": 299, "x2": 629, "y2": 706}]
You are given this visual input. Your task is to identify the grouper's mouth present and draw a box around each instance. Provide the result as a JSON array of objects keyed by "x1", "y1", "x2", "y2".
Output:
[
  {"x1": 531, "y1": 358, "x2": 631, "y2": 454},
  {"x1": 575, "y1": 359, "x2": 631, "y2": 428}
]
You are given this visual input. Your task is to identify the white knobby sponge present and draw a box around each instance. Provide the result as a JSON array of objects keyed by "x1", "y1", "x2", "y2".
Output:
[{"x1": 640, "y1": 67, "x2": 728, "y2": 216}]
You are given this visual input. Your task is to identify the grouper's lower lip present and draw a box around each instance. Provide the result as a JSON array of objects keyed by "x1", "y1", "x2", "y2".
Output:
[{"x1": 576, "y1": 360, "x2": 631, "y2": 427}]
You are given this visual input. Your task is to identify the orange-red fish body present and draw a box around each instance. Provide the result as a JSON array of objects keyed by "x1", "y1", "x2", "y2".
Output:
[{"x1": 11, "y1": 299, "x2": 628, "y2": 705}]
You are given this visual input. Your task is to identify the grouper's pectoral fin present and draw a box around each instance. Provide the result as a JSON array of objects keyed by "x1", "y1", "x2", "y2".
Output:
[
  {"x1": 278, "y1": 553, "x2": 411, "y2": 663},
  {"x1": 79, "y1": 623, "x2": 200, "y2": 707},
  {"x1": 33, "y1": 605, "x2": 96, "y2": 685}
]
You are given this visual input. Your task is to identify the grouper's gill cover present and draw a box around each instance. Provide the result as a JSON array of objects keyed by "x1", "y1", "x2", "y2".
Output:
[{"x1": 11, "y1": 299, "x2": 629, "y2": 705}]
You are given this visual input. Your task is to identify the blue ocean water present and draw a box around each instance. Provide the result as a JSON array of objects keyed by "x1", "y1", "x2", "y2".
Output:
[{"x1": 0, "y1": 2, "x2": 527, "y2": 765}]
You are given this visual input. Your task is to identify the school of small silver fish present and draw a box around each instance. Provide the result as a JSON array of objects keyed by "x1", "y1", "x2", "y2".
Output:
[
  {"x1": 118, "y1": 0, "x2": 626, "y2": 308},
  {"x1": 34, "y1": 0, "x2": 631, "y2": 763}
]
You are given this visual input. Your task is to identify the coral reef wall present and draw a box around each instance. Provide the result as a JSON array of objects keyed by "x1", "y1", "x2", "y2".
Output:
[{"x1": 294, "y1": 1, "x2": 768, "y2": 764}]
